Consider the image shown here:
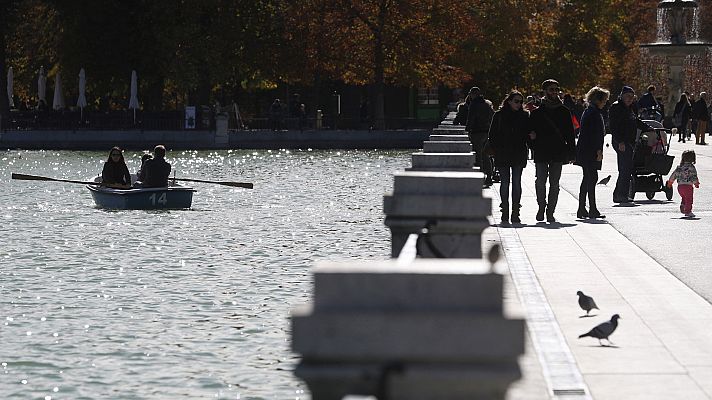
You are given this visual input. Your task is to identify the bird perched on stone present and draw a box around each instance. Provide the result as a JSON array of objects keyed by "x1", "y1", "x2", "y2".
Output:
[
  {"x1": 597, "y1": 175, "x2": 612, "y2": 185},
  {"x1": 579, "y1": 314, "x2": 620, "y2": 346},
  {"x1": 577, "y1": 291, "x2": 599, "y2": 316}
]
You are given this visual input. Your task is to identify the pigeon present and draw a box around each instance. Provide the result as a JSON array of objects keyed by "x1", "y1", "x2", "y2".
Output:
[
  {"x1": 597, "y1": 175, "x2": 612, "y2": 185},
  {"x1": 487, "y1": 244, "x2": 501, "y2": 273},
  {"x1": 579, "y1": 314, "x2": 620, "y2": 346},
  {"x1": 577, "y1": 291, "x2": 599, "y2": 316}
]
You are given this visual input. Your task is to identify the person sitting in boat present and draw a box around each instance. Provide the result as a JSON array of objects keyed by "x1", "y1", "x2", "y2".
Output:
[
  {"x1": 137, "y1": 153, "x2": 152, "y2": 182},
  {"x1": 141, "y1": 145, "x2": 172, "y2": 188},
  {"x1": 101, "y1": 147, "x2": 132, "y2": 189}
]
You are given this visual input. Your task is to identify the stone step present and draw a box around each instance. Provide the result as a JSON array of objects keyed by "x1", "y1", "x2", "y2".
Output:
[
  {"x1": 293, "y1": 311, "x2": 525, "y2": 361},
  {"x1": 312, "y1": 259, "x2": 502, "y2": 312},
  {"x1": 392, "y1": 171, "x2": 484, "y2": 195},
  {"x1": 295, "y1": 363, "x2": 521, "y2": 400},
  {"x1": 384, "y1": 194, "x2": 491, "y2": 218},
  {"x1": 423, "y1": 141, "x2": 472, "y2": 153},
  {"x1": 409, "y1": 152, "x2": 475, "y2": 171},
  {"x1": 429, "y1": 134, "x2": 470, "y2": 141}
]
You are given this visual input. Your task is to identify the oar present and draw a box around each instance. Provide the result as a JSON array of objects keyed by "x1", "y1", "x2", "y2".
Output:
[
  {"x1": 173, "y1": 177, "x2": 253, "y2": 189},
  {"x1": 12, "y1": 173, "x2": 102, "y2": 186}
]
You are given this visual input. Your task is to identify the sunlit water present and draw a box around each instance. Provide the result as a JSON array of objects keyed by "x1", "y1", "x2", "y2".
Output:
[{"x1": 0, "y1": 149, "x2": 411, "y2": 399}]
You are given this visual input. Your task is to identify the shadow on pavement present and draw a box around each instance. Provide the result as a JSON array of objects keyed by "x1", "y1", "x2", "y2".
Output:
[{"x1": 511, "y1": 222, "x2": 577, "y2": 229}]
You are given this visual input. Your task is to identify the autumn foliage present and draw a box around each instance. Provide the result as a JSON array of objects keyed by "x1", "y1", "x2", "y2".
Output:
[{"x1": 2, "y1": 0, "x2": 712, "y2": 118}]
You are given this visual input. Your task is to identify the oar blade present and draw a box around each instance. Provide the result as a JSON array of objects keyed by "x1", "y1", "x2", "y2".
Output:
[
  {"x1": 223, "y1": 182, "x2": 253, "y2": 189},
  {"x1": 11, "y1": 173, "x2": 53, "y2": 181}
]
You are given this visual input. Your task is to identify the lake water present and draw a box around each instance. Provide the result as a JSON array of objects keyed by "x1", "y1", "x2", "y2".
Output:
[{"x1": 0, "y1": 149, "x2": 411, "y2": 399}]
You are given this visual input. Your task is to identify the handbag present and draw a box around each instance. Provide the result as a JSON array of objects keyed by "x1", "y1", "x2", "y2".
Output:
[{"x1": 645, "y1": 154, "x2": 675, "y2": 175}]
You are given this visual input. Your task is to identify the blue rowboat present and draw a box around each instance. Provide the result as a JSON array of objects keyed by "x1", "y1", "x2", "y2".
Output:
[{"x1": 86, "y1": 176, "x2": 196, "y2": 210}]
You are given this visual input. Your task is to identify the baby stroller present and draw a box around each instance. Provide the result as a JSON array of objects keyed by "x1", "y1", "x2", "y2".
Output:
[{"x1": 629, "y1": 120, "x2": 675, "y2": 200}]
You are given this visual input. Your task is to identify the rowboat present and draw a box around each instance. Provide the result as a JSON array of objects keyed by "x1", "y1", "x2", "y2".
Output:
[{"x1": 86, "y1": 176, "x2": 196, "y2": 210}]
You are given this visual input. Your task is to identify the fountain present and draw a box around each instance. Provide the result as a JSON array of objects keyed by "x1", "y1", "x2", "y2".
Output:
[{"x1": 640, "y1": 0, "x2": 711, "y2": 116}]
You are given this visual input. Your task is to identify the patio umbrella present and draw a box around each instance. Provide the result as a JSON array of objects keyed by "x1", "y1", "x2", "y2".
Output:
[
  {"x1": 53, "y1": 72, "x2": 65, "y2": 110},
  {"x1": 77, "y1": 68, "x2": 87, "y2": 120},
  {"x1": 7, "y1": 67, "x2": 14, "y2": 108},
  {"x1": 38, "y1": 66, "x2": 47, "y2": 103},
  {"x1": 128, "y1": 70, "x2": 139, "y2": 124}
]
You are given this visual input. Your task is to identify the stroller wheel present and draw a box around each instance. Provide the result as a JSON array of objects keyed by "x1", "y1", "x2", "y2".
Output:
[{"x1": 646, "y1": 191, "x2": 655, "y2": 200}]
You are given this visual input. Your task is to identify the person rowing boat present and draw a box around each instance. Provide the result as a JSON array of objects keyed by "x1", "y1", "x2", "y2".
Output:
[
  {"x1": 101, "y1": 147, "x2": 132, "y2": 189},
  {"x1": 136, "y1": 145, "x2": 171, "y2": 188}
]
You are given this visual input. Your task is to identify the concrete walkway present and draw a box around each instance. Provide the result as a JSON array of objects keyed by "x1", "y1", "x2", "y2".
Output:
[{"x1": 488, "y1": 162, "x2": 712, "y2": 399}]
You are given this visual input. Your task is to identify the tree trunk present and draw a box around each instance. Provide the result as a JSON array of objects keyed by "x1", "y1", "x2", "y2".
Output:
[
  {"x1": 0, "y1": 9, "x2": 9, "y2": 125},
  {"x1": 371, "y1": 38, "x2": 385, "y2": 130},
  {"x1": 370, "y1": 1, "x2": 387, "y2": 130}
]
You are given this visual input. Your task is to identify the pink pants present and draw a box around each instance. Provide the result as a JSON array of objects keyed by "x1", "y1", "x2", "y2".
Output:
[{"x1": 678, "y1": 184, "x2": 694, "y2": 214}]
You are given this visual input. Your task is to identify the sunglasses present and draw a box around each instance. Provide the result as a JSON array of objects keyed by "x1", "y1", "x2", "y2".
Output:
[
  {"x1": 111, "y1": 153, "x2": 121, "y2": 157},
  {"x1": 512, "y1": 99, "x2": 523, "y2": 104}
]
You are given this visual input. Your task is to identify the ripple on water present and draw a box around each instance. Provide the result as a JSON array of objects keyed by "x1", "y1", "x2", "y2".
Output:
[{"x1": 0, "y1": 149, "x2": 409, "y2": 399}]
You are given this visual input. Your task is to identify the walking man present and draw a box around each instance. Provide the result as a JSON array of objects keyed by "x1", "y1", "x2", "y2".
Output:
[
  {"x1": 465, "y1": 87, "x2": 495, "y2": 186},
  {"x1": 610, "y1": 86, "x2": 653, "y2": 203},
  {"x1": 692, "y1": 92, "x2": 709, "y2": 145},
  {"x1": 529, "y1": 79, "x2": 576, "y2": 222}
]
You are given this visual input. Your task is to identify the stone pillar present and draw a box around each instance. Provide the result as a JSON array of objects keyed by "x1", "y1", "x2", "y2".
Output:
[
  {"x1": 384, "y1": 171, "x2": 490, "y2": 258},
  {"x1": 291, "y1": 259, "x2": 525, "y2": 400},
  {"x1": 214, "y1": 113, "x2": 229, "y2": 146}
]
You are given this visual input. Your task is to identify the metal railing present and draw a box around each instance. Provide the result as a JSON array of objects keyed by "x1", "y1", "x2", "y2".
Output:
[{"x1": 2, "y1": 110, "x2": 438, "y2": 132}]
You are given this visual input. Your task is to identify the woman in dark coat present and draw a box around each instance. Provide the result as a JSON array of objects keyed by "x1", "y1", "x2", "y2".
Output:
[
  {"x1": 487, "y1": 90, "x2": 529, "y2": 224},
  {"x1": 576, "y1": 86, "x2": 610, "y2": 219},
  {"x1": 101, "y1": 147, "x2": 132, "y2": 189},
  {"x1": 674, "y1": 93, "x2": 691, "y2": 143}
]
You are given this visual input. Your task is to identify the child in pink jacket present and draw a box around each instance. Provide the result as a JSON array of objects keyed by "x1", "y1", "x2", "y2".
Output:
[{"x1": 667, "y1": 150, "x2": 700, "y2": 217}]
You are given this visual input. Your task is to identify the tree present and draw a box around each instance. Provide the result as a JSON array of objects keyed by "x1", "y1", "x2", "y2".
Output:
[{"x1": 285, "y1": 0, "x2": 474, "y2": 127}]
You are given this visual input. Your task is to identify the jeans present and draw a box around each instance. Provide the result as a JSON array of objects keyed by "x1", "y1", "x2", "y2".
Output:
[
  {"x1": 535, "y1": 162, "x2": 563, "y2": 211},
  {"x1": 579, "y1": 166, "x2": 598, "y2": 210},
  {"x1": 613, "y1": 140, "x2": 633, "y2": 200},
  {"x1": 696, "y1": 120, "x2": 708, "y2": 144},
  {"x1": 678, "y1": 184, "x2": 694, "y2": 213},
  {"x1": 499, "y1": 165, "x2": 524, "y2": 206}
]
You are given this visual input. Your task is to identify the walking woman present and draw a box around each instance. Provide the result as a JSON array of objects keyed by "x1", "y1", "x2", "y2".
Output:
[
  {"x1": 576, "y1": 86, "x2": 610, "y2": 219},
  {"x1": 488, "y1": 90, "x2": 530, "y2": 224},
  {"x1": 673, "y1": 93, "x2": 691, "y2": 143}
]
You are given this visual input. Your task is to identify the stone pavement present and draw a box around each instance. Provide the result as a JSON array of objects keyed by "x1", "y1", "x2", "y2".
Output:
[{"x1": 486, "y1": 159, "x2": 712, "y2": 399}]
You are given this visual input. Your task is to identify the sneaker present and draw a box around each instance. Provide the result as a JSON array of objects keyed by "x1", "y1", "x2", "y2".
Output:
[{"x1": 685, "y1": 212, "x2": 696, "y2": 217}]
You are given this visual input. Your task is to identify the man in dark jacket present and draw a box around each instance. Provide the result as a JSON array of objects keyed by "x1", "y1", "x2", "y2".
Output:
[
  {"x1": 692, "y1": 92, "x2": 709, "y2": 145},
  {"x1": 529, "y1": 79, "x2": 576, "y2": 222},
  {"x1": 142, "y1": 145, "x2": 172, "y2": 188},
  {"x1": 637, "y1": 85, "x2": 659, "y2": 112},
  {"x1": 465, "y1": 87, "x2": 494, "y2": 186},
  {"x1": 610, "y1": 86, "x2": 653, "y2": 203}
]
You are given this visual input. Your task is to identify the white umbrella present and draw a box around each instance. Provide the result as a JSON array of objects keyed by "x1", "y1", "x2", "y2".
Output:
[
  {"x1": 128, "y1": 70, "x2": 139, "y2": 124},
  {"x1": 7, "y1": 67, "x2": 14, "y2": 108},
  {"x1": 77, "y1": 68, "x2": 87, "y2": 120},
  {"x1": 53, "y1": 72, "x2": 65, "y2": 110},
  {"x1": 38, "y1": 66, "x2": 47, "y2": 103}
]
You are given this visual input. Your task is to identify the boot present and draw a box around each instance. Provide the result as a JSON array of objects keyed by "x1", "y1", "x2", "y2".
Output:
[
  {"x1": 588, "y1": 192, "x2": 605, "y2": 218},
  {"x1": 588, "y1": 208, "x2": 606, "y2": 219},
  {"x1": 546, "y1": 206, "x2": 556, "y2": 223},
  {"x1": 536, "y1": 205, "x2": 546, "y2": 222},
  {"x1": 577, "y1": 194, "x2": 588, "y2": 219},
  {"x1": 511, "y1": 204, "x2": 521, "y2": 224},
  {"x1": 500, "y1": 203, "x2": 509, "y2": 224}
]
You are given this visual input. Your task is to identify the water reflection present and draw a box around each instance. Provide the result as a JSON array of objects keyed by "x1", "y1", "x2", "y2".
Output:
[{"x1": 0, "y1": 149, "x2": 410, "y2": 399}]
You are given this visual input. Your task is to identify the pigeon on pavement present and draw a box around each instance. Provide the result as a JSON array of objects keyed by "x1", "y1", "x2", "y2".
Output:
[
  {"x1": 577, "y1": 291, "x2": 599, "y2": 316},
  {"x1": 597, "y1": 175, "x2": 612, "y2": 185},
  {"x1": 579, "y1": 314, "x2": 620, "y2": 346}
]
